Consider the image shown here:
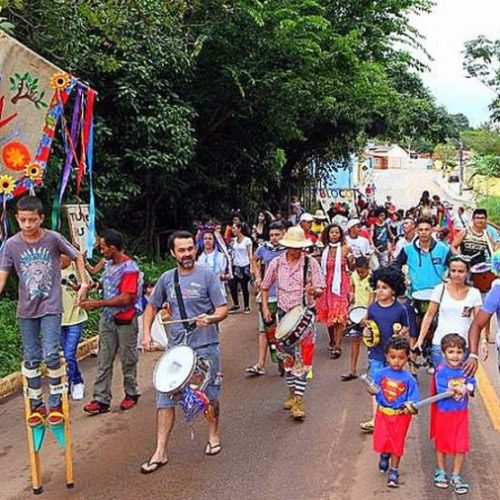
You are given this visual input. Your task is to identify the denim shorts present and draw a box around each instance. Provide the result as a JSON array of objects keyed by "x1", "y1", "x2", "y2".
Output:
[
  {"x1": 156, "y1": 344, "x2": 221, "y2": 409},
  {"x1": 368, "y1": 358, "x2": 386, "y2": 379}
]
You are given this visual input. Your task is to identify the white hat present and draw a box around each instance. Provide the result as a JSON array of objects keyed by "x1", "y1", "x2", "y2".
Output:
[
  {"x1": 299, "y1": 213, "x2": 314, "y2": 223},
  {"x1": 313, "y1": 209, "x2": 328, "y2": 220},
  {"x1": 346, "y1": 218, "x2": 362, "y2": 230},
  {"x1": 279, "y1": 226, "x2": 314, "y2": 248}
]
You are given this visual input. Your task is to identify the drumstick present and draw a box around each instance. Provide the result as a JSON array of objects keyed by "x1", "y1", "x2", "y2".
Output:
[{"x1": 160, "y1": 314, "x2": 218, "y2": 325}]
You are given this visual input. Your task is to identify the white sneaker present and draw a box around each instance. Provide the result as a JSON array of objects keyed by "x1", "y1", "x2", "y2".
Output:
[{"x1": 71, "y1": 383, "x2": 85, "y2": 400}]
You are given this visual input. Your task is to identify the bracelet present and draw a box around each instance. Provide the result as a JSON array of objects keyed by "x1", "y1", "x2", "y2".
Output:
[{"x1": 468, "y1": 353, "x2": 479, "y2": 360}]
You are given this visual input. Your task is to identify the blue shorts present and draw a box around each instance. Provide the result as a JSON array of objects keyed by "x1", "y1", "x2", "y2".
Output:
[
  {"x1": 368, "y1": 358, "x2": 386, "y2": 379},
  {"x1": 156, "y1": 344, "x2": 222, "y2": 409}
]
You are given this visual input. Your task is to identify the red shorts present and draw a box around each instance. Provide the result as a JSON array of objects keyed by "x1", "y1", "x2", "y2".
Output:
[
  {"x1": 374, "y1": 410, "x2": 412, "y2": 458},
  {"x1": 431, "y1": 408, "x2": 469, "y2": 454}
]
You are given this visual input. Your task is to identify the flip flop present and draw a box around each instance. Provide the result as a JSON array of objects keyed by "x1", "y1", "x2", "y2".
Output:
[
  {"x1": 140, "y1": 459, "x2": 168, "y2": 474},
  {"x1": 340, "y1": 373, "x2": 358, "y2": 381},
  {"x1": 205, "y1": 442, "x2": 222, "y2": 456}
]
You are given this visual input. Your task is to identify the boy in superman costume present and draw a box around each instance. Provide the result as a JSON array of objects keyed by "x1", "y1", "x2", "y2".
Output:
[
  {"x1": 367, "y1": 336, "x2": 419, "y2": 488},
  {"x1": 430, "y1": 334, "x2": 475, "y2": 495}
]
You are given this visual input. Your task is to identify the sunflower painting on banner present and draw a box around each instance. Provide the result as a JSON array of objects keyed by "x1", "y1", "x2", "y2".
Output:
[{"x1": 0, "y1": 31, "x2": 97, "y2": 254}]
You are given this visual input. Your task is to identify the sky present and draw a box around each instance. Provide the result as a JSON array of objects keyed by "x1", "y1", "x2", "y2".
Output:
[{"x1": 411, "y1": 0, "x2": 500, "y2": 126}]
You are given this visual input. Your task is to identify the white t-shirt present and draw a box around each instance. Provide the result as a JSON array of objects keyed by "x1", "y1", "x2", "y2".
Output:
[
  {"x1": 394, "y1": 235, "x2": 416, "y2": 258},
  {"x1": 431, "y1": 284, "x2": 482, "y2": 346},
  {"x1": 346, "y1": 235, "x2": 371, "y2": 258},
  {"x1": 232, "y1": 236, "x2": 252, "y2": 267}
]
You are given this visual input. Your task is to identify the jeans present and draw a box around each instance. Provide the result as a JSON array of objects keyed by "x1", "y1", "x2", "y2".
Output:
[
  {"x1": 431, "y1": 345, "x2": 444, "y2": 368},
  {"x1": 93, "y1": 316, "x2": 139, "y2": 405},
  {"x1": 19, "y1": 314, "x2": 62, "y2": 409},
  {"x1": 61, "y1": 322, "x2": 85, "y2": 386}
]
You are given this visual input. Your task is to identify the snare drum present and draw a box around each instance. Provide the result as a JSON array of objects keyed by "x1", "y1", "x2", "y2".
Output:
[
  {"x1": 411, "y1": 289, "x2": 434, "y2": 320},
  {"x1": 470, "y1": 262, "x2": 495, "y2": 293},
  {"x1": 153, "y1": 346, "x2": 211, "y2": 399},
  {"x1": 275, "y1": 306, "x2": 315, "y2": 348}
]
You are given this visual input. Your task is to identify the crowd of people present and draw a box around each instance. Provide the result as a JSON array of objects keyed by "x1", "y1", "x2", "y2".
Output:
[{"x1": 0, "y1": 190, "x2": 499, "y2": 493}]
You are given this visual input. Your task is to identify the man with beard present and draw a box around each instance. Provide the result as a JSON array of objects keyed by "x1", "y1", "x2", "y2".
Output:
[
  {"x1": 82, "y1": 229, "x2": 143, "y2": 415},
  {"x1": 140, "y1": 231, "x2": 228, "y2": 473}
]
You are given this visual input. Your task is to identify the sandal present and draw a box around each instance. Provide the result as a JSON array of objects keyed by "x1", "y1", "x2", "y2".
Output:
[
  {"x1": 450, "y1": 474, "x2": 469, "y2": 494},
  {"x1": 433, "y1": 469, "x2": 448, "y2": 489},
  {"x1": 331, "y1": 348, "x2": 341, "y2": 359},
  {"x1": 140, "y1": 459, "x2": 168, "y2": 474},
  {"x1": 340, "y1": 373, "x2": 358, "y2": 381},
  {"x1": 245, "y1": 365, "x2": 266, "y2": 376},
  {"x1": 205, "y1": 442, "x2": 222, "y2": 456}
]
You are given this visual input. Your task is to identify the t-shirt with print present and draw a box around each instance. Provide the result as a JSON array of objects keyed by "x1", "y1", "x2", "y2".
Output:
[
  {"x1": 373, "y1": 223, "x2": 389, "y2": 251},
  {"x1": 0, "y1": 230, "x2": 79, "y2": 318},
  {"x1": 367, "y1": 301, "x2": 409, "y2": 361},
  {"x1": 346, "y1": 235, "x2": 371, "y2": 258},
  {"x1": 101, "y1": 257, "x2": 142, "y2": 323},
  {"x1": 151, "y1": 265, "x2": 227, "y2": 349},
  {"x1": 430, "y1": 284, "x2": 482, "y2": 346}
]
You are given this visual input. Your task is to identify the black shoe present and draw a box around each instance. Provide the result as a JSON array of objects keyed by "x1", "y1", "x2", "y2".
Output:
[{"x1": 228, "y1": 306, "x2": 240, "y2": 314}]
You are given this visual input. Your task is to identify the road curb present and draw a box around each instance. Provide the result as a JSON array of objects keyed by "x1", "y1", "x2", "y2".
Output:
[
  {"x1": 476, "y1": 363, "x2": 500, "y2": 432},
  {"x1": 0, "y1": 335, "x2": 99, "y2": 400},
  {"x1": 433, "y1": 175, "x2": 476, "y2": 205}
]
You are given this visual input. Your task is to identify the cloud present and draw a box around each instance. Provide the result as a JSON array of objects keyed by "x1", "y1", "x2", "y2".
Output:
[{"x1": 411, "y1": 0, "x2": 500, "y2": 126}]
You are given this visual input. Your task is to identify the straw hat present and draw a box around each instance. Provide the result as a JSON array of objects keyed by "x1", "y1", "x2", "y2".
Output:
[
  {"x1": 313, "y1": 209, "x2": 328, "y2": 220},
  {"x1": 279, "y1": 226, "x2": 313, "y2": 248}
]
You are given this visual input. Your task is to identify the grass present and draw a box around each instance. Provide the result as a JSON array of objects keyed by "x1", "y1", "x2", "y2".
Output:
[{"x1": 480, "y1": 196, "x2": 500, "y2": 226}]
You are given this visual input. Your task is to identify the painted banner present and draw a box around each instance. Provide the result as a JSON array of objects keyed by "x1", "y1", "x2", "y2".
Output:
[
  {"x1": 64, "y1": 204, "x2": 90, "y2": 253},
  {"x1": 0, "y1": 31, "x2": 73, "y2": 200}
]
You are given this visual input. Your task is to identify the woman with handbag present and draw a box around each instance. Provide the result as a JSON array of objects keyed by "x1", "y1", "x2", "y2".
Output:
[{"x1": 414, "y1": 255, "x2": 483, "y2": 368}]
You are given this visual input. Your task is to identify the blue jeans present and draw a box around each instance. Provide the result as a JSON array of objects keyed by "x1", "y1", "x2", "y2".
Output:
[
  {"x1": 19, "y1": 314, "x2": 62, "y2": 409},
  {"x1": 61, "y1": 322, "x2": 85, "y2": 386}
]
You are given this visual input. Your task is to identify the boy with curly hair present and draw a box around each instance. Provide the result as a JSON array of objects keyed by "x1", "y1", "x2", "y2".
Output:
[{"x1": 360, "y1": 265, "x2": 410, "y2": 433}]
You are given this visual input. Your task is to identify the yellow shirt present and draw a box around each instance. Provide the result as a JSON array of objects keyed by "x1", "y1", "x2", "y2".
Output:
[
  {"x1": 351, "y1": 271, "x2": 372, "y2": 307},
  {"x1": 61, "y1": 263, "x2": 88, "y2": 326},
  {"x1": 311, "y1": 221, "x2": 325, "y2": 235}
]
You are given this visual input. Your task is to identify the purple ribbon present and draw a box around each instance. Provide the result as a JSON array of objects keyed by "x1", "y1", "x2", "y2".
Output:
[{"x1": 59, "y1": 85, "x2": 83, "y2": 203}]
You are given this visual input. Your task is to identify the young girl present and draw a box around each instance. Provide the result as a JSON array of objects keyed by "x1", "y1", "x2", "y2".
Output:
[
  {"x1": 431, "y1": 334, "x2": 475, "y2": 494},
  {"x1": 359, "y1": 265, "x2": 409, "y2": 432},
  {"x1": 367, "y1": 336, "x2": 419, "y2": 488}
]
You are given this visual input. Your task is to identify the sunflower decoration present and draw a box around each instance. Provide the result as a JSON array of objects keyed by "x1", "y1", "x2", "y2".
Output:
[
  {"x1": 0, "y1": 175, "x2": 16, "y2": 195},
  {"x1": 25, "y1": 162, "x2": 43, "y2": 181},
  {"x1": 50, "y1": 72, "x2": 71, "y2": 91}
]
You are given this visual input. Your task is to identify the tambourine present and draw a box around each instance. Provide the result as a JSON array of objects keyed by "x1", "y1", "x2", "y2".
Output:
[{"x1": 362, "y1": 319, "x2": 380, "y2": 348}]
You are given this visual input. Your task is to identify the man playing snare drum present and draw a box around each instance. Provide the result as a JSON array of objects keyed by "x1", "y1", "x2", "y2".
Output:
[
  {"x1": 141, "y1": 231, "x2": 228, "y2": 473},
  {"x1": 261, "y1": 226, "x2": 325, "y2": 420}
]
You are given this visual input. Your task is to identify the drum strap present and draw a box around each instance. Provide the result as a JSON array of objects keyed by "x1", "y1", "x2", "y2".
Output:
[
  {"x1": 174, "y1": 270, "x2": 195, "y2": 335},
  {"x1": 302, "y1": 256, "x2": 309, "y2": 307}
]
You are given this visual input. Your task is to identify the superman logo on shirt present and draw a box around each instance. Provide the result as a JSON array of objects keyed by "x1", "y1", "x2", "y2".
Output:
[{"x1": 380, "y1": 377, "x2": 406, "y2": 403}]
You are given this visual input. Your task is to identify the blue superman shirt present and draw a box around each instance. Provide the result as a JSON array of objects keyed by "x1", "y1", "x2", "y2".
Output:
[
  {"x1": 433, "y1": 363, "x2": 476, "y2": 412},
  {"x1": 374, "y1": 367, "x2": 420, "y2": 409}
]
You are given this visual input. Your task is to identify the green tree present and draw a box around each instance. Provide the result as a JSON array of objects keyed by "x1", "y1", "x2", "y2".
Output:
[{"x1": 464, "y1": 36, "x2": 500, "y2": 122}]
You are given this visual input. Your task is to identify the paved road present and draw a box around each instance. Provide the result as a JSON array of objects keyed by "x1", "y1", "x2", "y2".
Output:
[
  {"x1": 1, "y1": 168, "x2": 499, "y2": 499},
  {"x1": 1, "y1": 311, "x2": 499, "y2": 500}
]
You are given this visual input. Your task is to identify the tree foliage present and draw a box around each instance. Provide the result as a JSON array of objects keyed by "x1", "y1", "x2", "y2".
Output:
[
  {"x1": 464, "y1": 36, "x2": 500, "y2": 122},
  {"x1": 2, "y1": 0, "x2": 453, "y2": 251}
]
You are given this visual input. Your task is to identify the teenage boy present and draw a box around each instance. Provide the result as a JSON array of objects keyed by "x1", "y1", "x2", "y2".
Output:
[{"x1": 0, "y1": 196, "x2": 88, "y2": 425}]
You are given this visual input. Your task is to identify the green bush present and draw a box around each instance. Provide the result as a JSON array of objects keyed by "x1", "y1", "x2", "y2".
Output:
[
  {"x1": 480, "y1": 196, "x2": 500, "y2": 226},
  {"x1": 0, "y1": 299, "x2": 23, "y2": 378}
]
